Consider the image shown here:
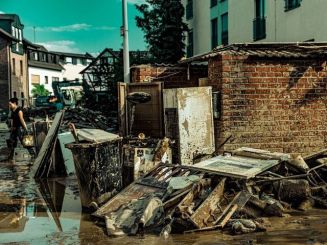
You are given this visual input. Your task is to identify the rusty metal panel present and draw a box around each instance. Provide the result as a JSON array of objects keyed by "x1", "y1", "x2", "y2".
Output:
[
  {"x1": 192, "y1": 155, "x2": 279, "y2": 179},
  {"x1": 163, "y1": 87, "x2": 215, "y2": 165},
  {"x1": 128, "y1": 82, "x2": 163, "y2": 138}
]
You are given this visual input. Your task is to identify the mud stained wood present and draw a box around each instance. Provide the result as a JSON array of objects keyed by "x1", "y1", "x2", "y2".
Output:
[
  {"x1": 31, "y1": 111, "x2": 64, "y2": 178},
  {"x1": 118, "y1": 82, "x2": 127, "y2": 137},
  {"x1": 163, "y1": 87, "x2": 215, "y2": 165},
  {"x1": 190, "y1": 178, "x2": 226, "y2": 229},
  {"x1": 128, "y1": 82, "x2": 163, "y2": 138},
  {"x1": 192, "y1": 155, "x2": 279, "y2": 179},
  {"x1": 93, "y1": 183, "x2": 162, "y2": 219}
]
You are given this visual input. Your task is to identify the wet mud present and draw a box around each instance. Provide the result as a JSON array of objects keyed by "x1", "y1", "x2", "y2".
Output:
[{"x1": 0, "y1": 124, "x2": 326, "y2": 245}]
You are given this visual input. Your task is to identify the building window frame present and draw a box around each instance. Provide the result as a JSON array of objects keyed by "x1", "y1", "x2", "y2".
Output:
[
  {"x1": 20, "y1": 60, "x2": 23, "y2": 76},
  {"x1": 211, "y1": 0, "x2": 218, "y2": 8},
  {"x1": 187, "y1": 30, "x2": 194, "y2": 57},
  {"x1": 253, "y1": 0, "x2": 266, "y2": 41},
  {"x1": 12, "y1": 58, "x2": 16, "y2": 75},
  {"x1": 221, "y1": 13, "x2": 228, "y2": 46},
  {"x1": 211, "y1": 18, "x2": 218, "y2": 49},
  {"x1": 31, "y1": 74, "x2": 40, "y2": 85},
  {"x1": 45, "y1": 76, "x2": 49, "y2": 84},
  {"x1": 285, "y1": 0, "x2": 301, "y2": 11},
  {"x1": 186, "y1": 0, "x2": 193, "y2": 20}
]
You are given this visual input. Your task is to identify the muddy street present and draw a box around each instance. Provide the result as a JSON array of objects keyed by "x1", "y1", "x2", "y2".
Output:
[{"x1": 0, "y1": 123, "x2": 326, "y2": 245}]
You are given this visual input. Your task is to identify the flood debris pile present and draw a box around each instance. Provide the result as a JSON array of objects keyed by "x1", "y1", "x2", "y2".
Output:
[
  {"x1": 57, "y1": 107, "x2": 118, "y2": 133},
  {"x1": 91, "y1": 147, "x2": 327, "y2": 237}
]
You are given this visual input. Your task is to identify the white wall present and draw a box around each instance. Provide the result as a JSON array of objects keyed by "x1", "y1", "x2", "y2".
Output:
[
  {"x1": 61, "y1": 63, "x2": 88, "y2": 81},
  {"x1": 229, "y1": 0, "x2": 327, "y2": 44},
  {"x1": 28, "y1": 67, "x2": 63, "y2": 96},
  {"x1": 183, "y1": 0, "x2": 211, "y2": 56}
]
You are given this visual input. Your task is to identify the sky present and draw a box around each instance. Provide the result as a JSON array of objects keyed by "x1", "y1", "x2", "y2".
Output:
[{"x1": 0, "y1": 0, "x2": 147, "y2": 54}]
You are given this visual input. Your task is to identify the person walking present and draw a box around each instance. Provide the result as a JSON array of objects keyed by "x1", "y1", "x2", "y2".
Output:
[{"x1": 5, "y1": 98, "x2": 35, "y2": 163}]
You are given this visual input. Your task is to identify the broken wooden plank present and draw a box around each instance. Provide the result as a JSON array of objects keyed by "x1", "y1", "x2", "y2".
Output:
[
  {"x1": 190, "y1": 178, "x2": 226, "y2": 229},
  {"x1": 31, "y1": 111, "x2": 64, "y2": 178}
]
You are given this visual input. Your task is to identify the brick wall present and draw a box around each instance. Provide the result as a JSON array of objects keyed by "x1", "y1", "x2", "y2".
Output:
[
  {"x1": 131, "y1": 64, "x2": 208, "y2": 88},
  {"x1": 209, "y1": 53, "x2": 327, "y2": 154},
  {"x1": 11, "y1": 51, "x2": 29, "y2": 107},
  {"x1": 0, "y1": 37, "x2": 9, "y2": 109}
]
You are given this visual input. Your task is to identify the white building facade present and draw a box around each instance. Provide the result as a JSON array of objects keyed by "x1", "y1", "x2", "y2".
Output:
[
  {"x1": 183, "y1": 0, "x2": 327, "y2": 57},
  {"x1": 27, "y1": 46, "x2": 64, "y2": 97},
  {"x1": 53, "y1": 52, "x2": 93, "y2": 81},
  {"x1": 28, "y1": 66, "x2": 63, "y2": 95}
]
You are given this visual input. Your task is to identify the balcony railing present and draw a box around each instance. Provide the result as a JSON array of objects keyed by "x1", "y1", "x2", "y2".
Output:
[
  {"x1": 221, "y1": 30, "x2": 228, "y2": 46},
  {"x1": 186, "y1": 2, "x2": 193, "y2": 20},
  {"x1": 253, "y1": 17, "x2": 266, "y2": 41}
]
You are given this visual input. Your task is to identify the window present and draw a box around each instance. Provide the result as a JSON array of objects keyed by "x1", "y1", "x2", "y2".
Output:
[
  {"x1": 21, "y1": 92, "x2": 25, "y2": 107},
  {"x1": 45, "y1": 76, "x2": 49, "y2": 84},
  {"x1": 63, "y1": 77, "x2": 67, "y2": 81},
  {"x1": 253, "y1": 0, "x2": 266, "y2": 41},
  {"x1": 31, "y1": 74, "x2": 40, "y2": 85},
  {"x1": 72, "y1": 57, "x2": 77, "y2": 65},
  {"x1": 12, "y1": 58, "x2": 16, "y2": 75},
  {"x1": 285, "y1": 0, "x2": 301, "y2": 11},
  {"x1": 66, "y1": 57, "x2": 72, "y2": 64},
  {"x1": 18, "y1": 29, "x2": 22, "y2": 42},
  {"x1": 211, "y1": 18, "x2": 218, "y2": 49},
  {"x1": 186, "y1": 0, "x2": 193, "y2": 20},
  {"x1": 187, "y1": 30, "x2": 193, "y2": 57},
  {"x1": 211, "y1": 0, "x2": 218, "y2": 7},
  {"x1": 12, "y1": 26, "x2": 15, "y2": 36},
  {"x1": 13, "y1": 91, "x2": 17, "y2": 98},
  {"x1": 52, "y1": 77, "x2": 59, "y2": 82},
  {"x1": 221, "y1": 13, "x2": 228, "y2": 45},
  {"x1": 20, "y1": 60, "x2": 23, "y2": 76}
]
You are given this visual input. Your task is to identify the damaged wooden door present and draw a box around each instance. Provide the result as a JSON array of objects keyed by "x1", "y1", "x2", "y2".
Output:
[
  {"x1": 163, "y1": 87, "x2": 215, "y2": 165},
  {"x1": 127, "y1": 82, "x2": 164, "y2": 138}
]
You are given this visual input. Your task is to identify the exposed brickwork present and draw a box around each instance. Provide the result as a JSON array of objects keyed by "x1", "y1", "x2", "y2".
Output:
[
  {"x1": 209, "y1": 53, "x2": 327, "y2": 155},
  {"x1": 131, "y1": 65, "x2": 208, "y2": 88}
]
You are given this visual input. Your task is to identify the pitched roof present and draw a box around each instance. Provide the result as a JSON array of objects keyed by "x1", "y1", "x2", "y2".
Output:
[
  {"x1": 0, "y1": 14, "x2": 24, "y2": 27},
  {"x1": 28, "y1": 60, "x2": 64, "y2": 71},
  {"x1": 52, "y1": 51, "x2": 94, "y2": 59},
  {"x1": 0, "y1": 27, "x2": 18, "y2": 41},
  {"x1": 180, "y1": 42, "x2": 327, "y2": 64},
  {"x1": 79, "y1": 48, "x2": 119, "y2": 74}
]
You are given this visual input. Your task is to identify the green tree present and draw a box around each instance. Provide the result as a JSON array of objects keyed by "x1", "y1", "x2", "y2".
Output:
[
  {"x1": 31, "y1": 84, "x2": 50, "y2": 97},
  {"x1": 136, "y1": 0, "x2": 188, "y2": 64}
]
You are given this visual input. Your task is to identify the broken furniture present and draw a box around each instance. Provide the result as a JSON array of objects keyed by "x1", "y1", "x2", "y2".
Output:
[
  {"x1": 122, "y1": 137, "x2": 172, "y2": 187},
  {"x1": 65, "y1": 130, "x2": 122, "y2": 208},
  {"x1": 92, "y1": 147, "x2": 327, "y2": 237},
  {"x1": 163, "y1": 86, "x2": 215, "y2": 165}
]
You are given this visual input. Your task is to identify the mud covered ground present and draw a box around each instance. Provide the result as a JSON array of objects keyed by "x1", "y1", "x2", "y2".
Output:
[{"x1": 0, "y1": 123, "x2": 326, "y2": 245}]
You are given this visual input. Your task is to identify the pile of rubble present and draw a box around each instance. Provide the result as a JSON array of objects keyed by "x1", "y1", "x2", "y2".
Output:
[
  {"x1": 59, "y1": 107, "x2": 118, "y2": 133},
  {"x1": 91, "y1": 147, "x2": 326, "y2": 237}
]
